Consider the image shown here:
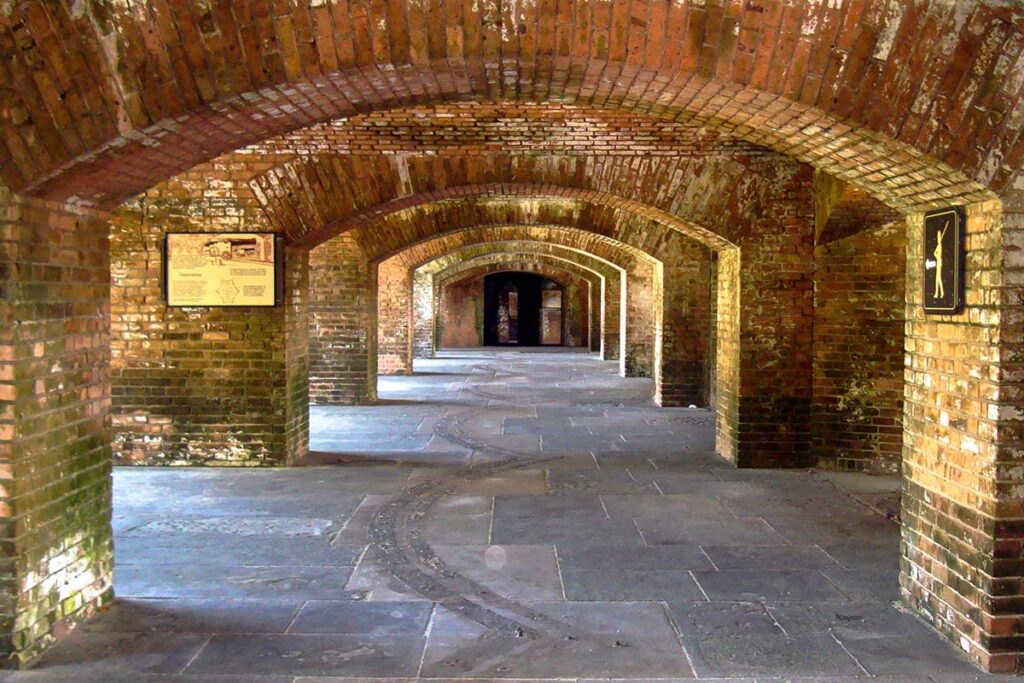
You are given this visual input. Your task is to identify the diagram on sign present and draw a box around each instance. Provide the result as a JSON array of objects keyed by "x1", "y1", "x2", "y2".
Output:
[{"x1": 216, "y1": 279, "x2": 240, "y2": 304}]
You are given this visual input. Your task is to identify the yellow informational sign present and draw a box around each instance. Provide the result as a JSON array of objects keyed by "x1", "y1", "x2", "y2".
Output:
[{"x1": 165, "y1": 232, "x2": 277, "y2": 307}]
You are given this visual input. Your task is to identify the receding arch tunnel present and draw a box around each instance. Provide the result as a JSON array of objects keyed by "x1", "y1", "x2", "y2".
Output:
[{"x1": 2, "y1": 1, "x2": 1022, "y2": 677}]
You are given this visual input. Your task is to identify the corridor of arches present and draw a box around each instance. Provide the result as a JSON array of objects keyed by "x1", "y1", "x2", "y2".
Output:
[{"x1": 2, "y1": 0, "x2": 1024, "y2": 678}]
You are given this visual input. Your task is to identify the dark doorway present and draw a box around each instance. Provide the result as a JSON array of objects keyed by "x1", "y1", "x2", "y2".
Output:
[{"x1": 484, "y1": 272, "x2": 564, "y2": 346}]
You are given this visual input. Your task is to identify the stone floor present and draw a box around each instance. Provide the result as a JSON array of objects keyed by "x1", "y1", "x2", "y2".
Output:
[{"x1": 7, "y1": 350, "x2": 1008, "y2": 682}]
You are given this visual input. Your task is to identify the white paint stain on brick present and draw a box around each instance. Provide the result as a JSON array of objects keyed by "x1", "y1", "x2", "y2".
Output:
[{"x1": 872, "y1": 2, "x2": 904, "y2": 61}]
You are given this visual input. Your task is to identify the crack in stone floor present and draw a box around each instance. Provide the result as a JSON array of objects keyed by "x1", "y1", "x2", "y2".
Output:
[{"x1": 4, "y1": 350, "x2": 1005, "y2": 682}]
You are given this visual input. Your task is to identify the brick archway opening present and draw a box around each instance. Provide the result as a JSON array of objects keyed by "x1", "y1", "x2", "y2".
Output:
[
  {"x1": 308, "y1": 224, "x2": 668, "y2": 406},
  {"x1": 1, "y1": 3, "x2": 1020, "y2": 669},
  {"x1": 383, "y1": 238, "x2": 637, "y2": 377},
  {"x1": 427, "y1": 253, "x2": 609, "y2": 358}
]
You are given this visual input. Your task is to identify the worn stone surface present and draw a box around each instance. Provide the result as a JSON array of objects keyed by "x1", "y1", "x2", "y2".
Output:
[{"x1": 5, "y1": 351, "x2": 988, "y2": 681}]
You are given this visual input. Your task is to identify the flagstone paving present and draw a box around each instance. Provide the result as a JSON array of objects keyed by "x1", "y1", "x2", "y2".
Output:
[{"x1": 5, "y1": 350, "x2": 1006, "y2": 682}]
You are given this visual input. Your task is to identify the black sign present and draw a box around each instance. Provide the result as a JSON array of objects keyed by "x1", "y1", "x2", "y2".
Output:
[{"x1": 923, "y1": 206, "x2": 965, "y2": 314}]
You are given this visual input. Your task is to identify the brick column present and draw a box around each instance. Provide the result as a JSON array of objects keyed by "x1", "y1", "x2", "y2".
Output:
[
  {"x1": 577, "y1": 281, "x2": 590, "y2": 349},
  {"x1": 590, "y1": 277, "x2": 602, "y2": 353},
  {"x1": 656, "y1": 236, "x2": 714, "y2": 407},
  {"x1": 712, "y1": 167, "x2": 815, "y2": 466},
  {"x1": 376, "y1": 261, "x2": 413, "y2": 375},
  {"x1": 283, "y1": 247, "x2": 310, "y2": 465},
  {"x1": 900, "y1": 197, "x2": 1024, "y2": 673},
  {"x1": 716, "y1": 206, "x2": 815, "y2": 468},
  {"x1": 623, "y1": 264, "x2": 657, "y2": 378},
  {"x1": 309, "y1": 234, "x2": 376, "y2": 405},
  {"x1": 715, "y1": 249, "x2": 741, "y2": 462},
  {"x1": 604, "y1": 271, "x2": 624, "y2": 366},
  {"x1": 412, "y1": 270, "x2": 434, "y2": 359},
  {"x1": 0, "y1": 192, "x2": 113, "y2": 665}
]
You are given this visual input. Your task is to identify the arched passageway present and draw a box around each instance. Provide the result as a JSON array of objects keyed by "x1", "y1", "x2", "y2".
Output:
[
  {"x1": 2, "y1": 1, "x2": 1023, "y2": 676},
  {"x1": 378, "y1": 235, "x2": 641, "y2": 376},
  {"x1": 431, "y1": 256, "x2": 603, "y2": 353},
  {"x1": 379, "y1": 242, "x2": 614, "y2": 370}
]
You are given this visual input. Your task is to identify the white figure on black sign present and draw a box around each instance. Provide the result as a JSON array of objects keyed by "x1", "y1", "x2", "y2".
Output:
[{"x1": 933, "y1": 221, "x2": 948, "y2": 300}]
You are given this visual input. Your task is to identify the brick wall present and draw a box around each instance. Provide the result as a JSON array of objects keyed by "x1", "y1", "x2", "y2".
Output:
[
  {"x1": 309, "y1": 234, "x2": 376, "y2": 405},
  {"x1": 899, "y1": 199, "x2": 1014, "y2": 672},
  {"x1": 813, "y1": 221, "x2": 906, "y2": 473},
  {"x1": 412, "y1": 270, "x2": 435, "y2": 359},
  {"x1": 109, "y1": 167, "x2": 293, "y2": 466},
  {"x1": 0, "y1": 192, "x2": 113, "y2": 665},
  {"x1": 439, "y1": 277, "x2": 482, "y2": 348},
  {"x1": 377, "y1": 260, "x2": 413, "y2": 375},
  {"x1": 657, "y1": 235, "x2": 714, "y2": 407}
]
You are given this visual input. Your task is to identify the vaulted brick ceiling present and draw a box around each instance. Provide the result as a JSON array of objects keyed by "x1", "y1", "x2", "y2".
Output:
[
  {"x1": 344, "y1": 223, "x2": 655, "y2": 267},
  {"x1": 437, "y1": 259, "x2": 593, "y2": 294},
  {"x1": 0, "y1": 1, "x2": 1013, "y2": 207},
  {"x1": 409, "y1": 240, "x2": 624, "y2": 277},
  {"x1": 433, "y1": 253, "x2": 604, "y2": 285},
  {"x1": 255, "y1": 152, "x2": 799, "y2": 250}
]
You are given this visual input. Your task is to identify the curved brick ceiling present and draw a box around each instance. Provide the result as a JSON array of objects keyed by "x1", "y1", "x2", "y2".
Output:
[
  {"x1": 361, "y1": 223, "x2": 659, "y2": 268},
  {"x1": 421, "y1": 251, "x2": 615, "y2": 293},
  {"x1": 400, "y1": 239, "x2": 631, "y2": 275},
  {"x1": 438, "y1": 260, "x2": 590, "y2": 293},
  {"x1": 0, "y1": 1, "x2": 1013, "y2": 207},
  {"x1": 252, "y1": 152, "x2": 796, "y2": 248},
  {"x1": 434, "y1": 253, "x2": 604, "y2": 287}
]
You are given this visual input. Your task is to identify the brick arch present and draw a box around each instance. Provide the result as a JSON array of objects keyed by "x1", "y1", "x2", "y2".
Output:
[
  {"x1": 421, "y1": 245, "x2": 615, "y2": 276},
  {"x1": 438, "y1": 261, "x2": 578, "y2": 292},
  {"x1": 375, "y1": 240, "x2": 624, "y2": 373},
  {"x1": 384, "y1": 228, "x2": 652, "y2": 271},
  {"x1": 361, "y1": 222, "x2": 717, "y2": 393},
  {"x1": 435, "y1": 259, "x2": 593, "y2": 350},
  {"x1": 435, "y1": 254, "x2": 602, "y2": 291},
  {"x1": 252, "y1": 150, "x2": 814, "y2": 250},
  {"x1": 411, "y1": 244, "x2": 619, "y2": 361},
  {"x1": 5, "y1": 3, "x2": 1024, "y2": 673},
  {"x1": 366, "y1": 225, "x2": 662, "y2": 374},
  {"x1": 0, "y1": 1, "x2": 1011, "y2": 208},
  {"x1": 343, "y1": 224, "x2": 658, "y2": 384},
  {"x1": 435, "y1": 254, "x2": 603, "y2": 351}
]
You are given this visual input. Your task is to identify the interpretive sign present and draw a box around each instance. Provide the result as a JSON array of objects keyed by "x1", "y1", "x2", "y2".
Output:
[
  {"x1": 922, "y1": 207, "x2": 965, "y2": 314},
  {"x1": 165, "y1": 232, "x2": 278, "y2": 307}
]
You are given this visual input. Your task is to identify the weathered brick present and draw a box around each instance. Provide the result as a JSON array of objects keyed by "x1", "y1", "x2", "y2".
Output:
[{"x1": 0, "y1": 3, "x2": 1020, "y2": 674}]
